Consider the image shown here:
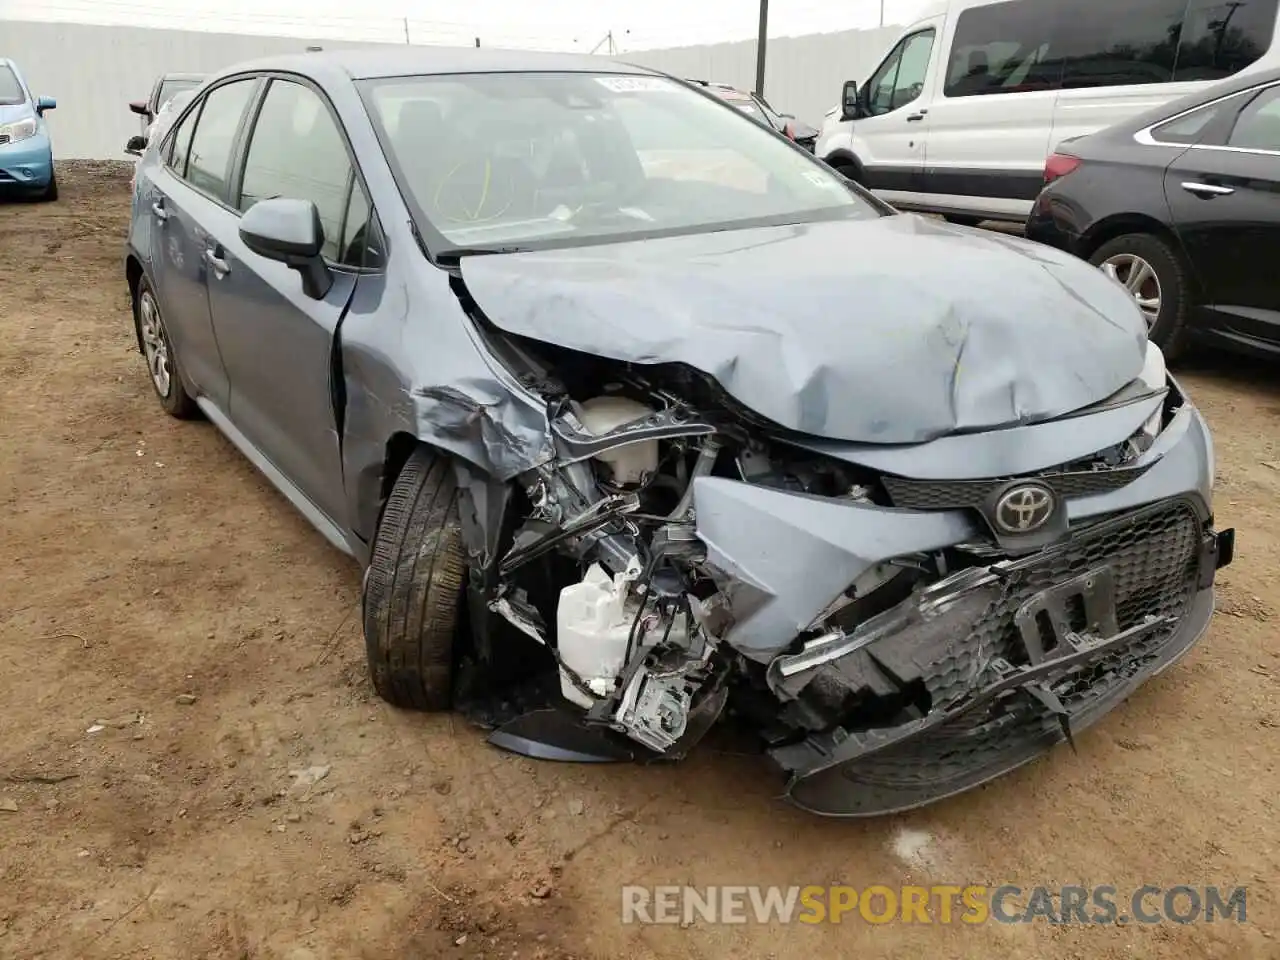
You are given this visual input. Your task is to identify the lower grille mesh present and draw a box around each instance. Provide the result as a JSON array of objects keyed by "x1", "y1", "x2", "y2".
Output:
[{"x1": 840, "y1": 499, "x2": 1202, "y2": 790}]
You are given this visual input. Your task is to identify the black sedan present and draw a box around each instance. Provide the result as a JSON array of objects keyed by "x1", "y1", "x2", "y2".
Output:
[{"x1": 1027, "y1": 66, "x2": 1280, "y2": 360}]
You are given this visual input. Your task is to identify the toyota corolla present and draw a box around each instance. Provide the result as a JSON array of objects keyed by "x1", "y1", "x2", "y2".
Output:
[{"x1": 123, "y1": 48, "x2": 1234, "y2": 817}]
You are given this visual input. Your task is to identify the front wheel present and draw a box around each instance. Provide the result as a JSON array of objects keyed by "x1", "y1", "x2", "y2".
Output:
[
  {"x1": 362, "y1": 447, "x2": 467, "y2": 711},
  {"x1": 1089, "y1": 233, "x2": 1190, "y2": 360},
  {"x1": 40, "y1": 172, "x2": 58, "y2": 202}
]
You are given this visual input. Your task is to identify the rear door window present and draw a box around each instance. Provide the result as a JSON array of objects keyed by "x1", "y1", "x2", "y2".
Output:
[
  {"x1": 945, "y1": 0, "x2": 1059, "y2": 96},
  {"x1": 1053, "y1": 0, "x2": 1187, "y2": 88},
  {"x1": 1227, "y1": 86, "x2": 1280, "y2": 152},
  {"x1": 165, "y1": 101, "x2": 200, "y2": 176},
  {"x1": 1151, "y1": 99, "x2": 1232, "y2": 144},
  {"x1": 1175, "y1": 0, "x2": 1280, "y2": 81},
  {"x1": 184, "y1": 79, "x2": 257, "y2": 203},
  {"x1": 944, "y1": 0, "x2": 1279, "y2": 94}
]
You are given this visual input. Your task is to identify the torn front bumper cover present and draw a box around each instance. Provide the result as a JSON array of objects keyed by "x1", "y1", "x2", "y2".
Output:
[{"x1": 764, "y1": 497, "x2": 1233, "y2": 817}]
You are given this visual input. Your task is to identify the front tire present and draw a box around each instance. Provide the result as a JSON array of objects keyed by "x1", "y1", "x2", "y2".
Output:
[
  {"x1": 135, "y1": 276, "x2": 199, "y2": 419},
  {"x1": 362, "y1": 447, "x2": 467, "y2": 710},
  {"x1": 1089, "y1": 233, "x2": 1190, "y2": 360},
  {"x1": 41, "y1": 172, "x2": 58, "y2": 202}
]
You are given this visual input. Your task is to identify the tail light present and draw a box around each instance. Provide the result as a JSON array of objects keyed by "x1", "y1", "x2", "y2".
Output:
[{"x1": 1044, "y1": 152, "x2": 1082, "y2": 184}]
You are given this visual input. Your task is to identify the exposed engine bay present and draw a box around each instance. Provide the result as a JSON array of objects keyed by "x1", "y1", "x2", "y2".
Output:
[{"x1": 448, "y1": 324, "x2": 1233, "y2": 816}]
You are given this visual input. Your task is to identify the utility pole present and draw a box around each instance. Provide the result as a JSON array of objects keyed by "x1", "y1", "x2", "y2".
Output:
[
  {"x1": 755, "y1": 0, "x2": 768, "y2": 97},
  {"x1": 403, "y1": 17, "x2": 410, "y2": 44}
]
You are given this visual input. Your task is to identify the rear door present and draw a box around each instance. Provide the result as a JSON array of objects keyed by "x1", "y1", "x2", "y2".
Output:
[
  {"x1": 201, "y1": 76, "x2": 378, "y2": 526},
  {"x1": 145, "y1": 77, "x2": 260, "y2": 410},
  {"x1": 1165, "y1": 81, "x2": 1280, "y2": 344}
]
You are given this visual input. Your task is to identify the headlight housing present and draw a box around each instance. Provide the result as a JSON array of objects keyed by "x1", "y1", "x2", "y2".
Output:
[{"x1": 0, "y1": 116, "x2": 38, "y2": 144}]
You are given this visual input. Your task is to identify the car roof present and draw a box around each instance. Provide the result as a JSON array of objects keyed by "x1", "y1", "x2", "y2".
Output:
[
  {"x1": 213, "y1": 46, "x2": 662, "y2": 83},
  {"x1": 160, "y1": 73, "x2": 206, "y2": 81}
]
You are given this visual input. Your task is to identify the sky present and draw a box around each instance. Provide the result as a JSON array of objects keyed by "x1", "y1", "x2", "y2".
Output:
[{"x1": 0, "y1": 0, "x2": 929, "y2": 50}]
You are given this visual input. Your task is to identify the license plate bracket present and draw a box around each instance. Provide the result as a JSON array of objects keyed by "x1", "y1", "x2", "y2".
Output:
[{"x1": 1013, "y1": 567, "x2": 1119, "y2": 666}]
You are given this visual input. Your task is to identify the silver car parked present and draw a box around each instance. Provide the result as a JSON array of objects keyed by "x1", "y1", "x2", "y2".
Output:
[{"x1": 124, "y1": 48, "x2": 1234, "y2": 816}]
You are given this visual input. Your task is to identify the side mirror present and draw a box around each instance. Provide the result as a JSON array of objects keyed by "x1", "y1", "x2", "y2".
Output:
[
  {"x1": 125, "y1": 135, "x2": 148, "y2": 156},
  {"x1": 240, "y1": 198, "x2": 332, "y2": 300},
  {"x1": 130, "y1": 100, "x2": 152, "y2": 118},
  {"x1": 36, "y1": 96, "x2": 56, "y2": 115},
  {"x1": 841, "y1": 81, "x2": 860, "y2": 121}
]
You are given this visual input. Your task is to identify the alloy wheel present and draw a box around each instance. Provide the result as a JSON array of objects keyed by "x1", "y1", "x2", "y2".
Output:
[
  {"x1": 138, "y1": 291, "x2": 172, "y2": 397},
  {"x1": 1100, "y1": 253, "x2": 1162, "y2": 327}
]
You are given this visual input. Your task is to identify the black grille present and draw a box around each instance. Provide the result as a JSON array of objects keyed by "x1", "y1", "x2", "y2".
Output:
[
  {"x1": 0, "y1": 134, "x2": 10, "y2": 146},
  {"x1": 883, "y1": 463, "x2": 1154, "y2": 510},
  {"x1": 923, "y1": 498, "x2": 1200, "y2": 708},
  {"x1": 785, "y1": 499, "x2": 1204, "y2": 814}
]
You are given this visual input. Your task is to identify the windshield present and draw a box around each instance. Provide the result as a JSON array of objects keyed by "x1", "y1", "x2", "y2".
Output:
[
  {"x1": 362, "y1": 72, "x2": 875, "y2": 252},
  {"x1": 0, "y1": 67, "x2": 25, "y2": 106},
  {"x1": 157, "y1": 78, "x2": 200, "y2": 109}
]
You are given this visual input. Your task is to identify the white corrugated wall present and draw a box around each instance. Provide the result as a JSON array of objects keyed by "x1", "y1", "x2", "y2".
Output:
[
  {"x1": 0, "y1": 20, "x2": 402, "y2": 160},
  {"x1": 622, "y1": 27, "x2": 901, "y2": 126},
  {"x1": 0, "y1": 18, "x2": 900, "y2": 160}
]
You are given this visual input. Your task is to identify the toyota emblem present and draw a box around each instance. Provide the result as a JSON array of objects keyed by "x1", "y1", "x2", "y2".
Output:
[{"x1": 994, "y1": 483, "x2": 1057, "y2": 534}]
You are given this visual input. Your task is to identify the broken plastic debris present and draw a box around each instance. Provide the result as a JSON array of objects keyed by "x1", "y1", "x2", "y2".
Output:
[{"x1": 86, "y1": 724, "x2": 105, "y2": 734}]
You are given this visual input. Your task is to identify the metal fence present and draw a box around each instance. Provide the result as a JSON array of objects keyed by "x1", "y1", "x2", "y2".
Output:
[{"x1": 0, "y1": 18, "x2": 900, "y2": 160}]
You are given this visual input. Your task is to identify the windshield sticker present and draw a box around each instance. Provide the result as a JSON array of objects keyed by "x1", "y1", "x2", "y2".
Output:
[{"x1": 595, "y1": 76, "x2": 676, "y2": 93}]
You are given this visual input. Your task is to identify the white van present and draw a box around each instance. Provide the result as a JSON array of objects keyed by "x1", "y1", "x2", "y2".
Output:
[{"x1": 816, "y1": 0, "x2": 1280, "y2": 223}]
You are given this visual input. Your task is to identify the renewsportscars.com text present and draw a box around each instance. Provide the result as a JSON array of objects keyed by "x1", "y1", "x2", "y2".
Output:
[{"x1": 621, "y1": 884, "x2": 1248, "y2": 926}]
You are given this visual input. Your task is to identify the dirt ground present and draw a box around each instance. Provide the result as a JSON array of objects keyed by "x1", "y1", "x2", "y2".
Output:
[{"x1": 1, "y1": 163, "x2": 1277, "y2": 960}]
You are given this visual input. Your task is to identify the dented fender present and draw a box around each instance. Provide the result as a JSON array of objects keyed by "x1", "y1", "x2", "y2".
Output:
[{"x1": 334, "y1": 259, "x2": 553, "y2": 558}]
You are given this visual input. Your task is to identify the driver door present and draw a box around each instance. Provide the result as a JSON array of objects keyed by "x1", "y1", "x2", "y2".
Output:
[
  {"x1": 851, "y1": 23, "x2": 941, "y2": 205},
  {"x1": 202, "y1": 77, "x2": 380, "y2": 529}
]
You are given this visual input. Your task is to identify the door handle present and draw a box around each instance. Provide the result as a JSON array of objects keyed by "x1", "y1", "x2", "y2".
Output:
[
  {"x1": 151, "y1": 200, "x2": 169, "y2": 222},
  {"x1": 1181, "y1": 181, "x2": 1234, "y2": 197},
  {"x1": 204, "y1": 248, "x2": 231, "y2": 278},
  {"x1": 906, "y1": 110, "x2": 928, "y2": 122}
]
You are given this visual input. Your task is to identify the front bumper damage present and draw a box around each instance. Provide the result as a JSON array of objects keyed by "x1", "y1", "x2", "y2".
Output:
[
  {"x1": 687, "y1": 399, "x2": 1233, "y2": 816},
  {"x1": 771, "y1": 501, "x2": 1226, "y2": 816},
  {"x1": 455, "y1": 288, "x2": 1232, "y2": 818}
]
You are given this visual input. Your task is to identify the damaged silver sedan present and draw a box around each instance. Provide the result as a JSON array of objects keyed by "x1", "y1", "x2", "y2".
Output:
[{"x1": 124, "y1": 48, "x2": 1234, "y2": 816}]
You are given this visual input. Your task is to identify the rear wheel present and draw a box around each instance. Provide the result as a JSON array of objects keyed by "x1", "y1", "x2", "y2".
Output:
[
  {"x1": 362, "y1": 447, "x2": 467, "y2": 710},
  {"x1": 135, "y1": 276, "x2": 199, "y2": 418},
  {"x1": 828, "y1": 160, "x2": 861, "y2": 183},
  {"x1": 1089, "y1": 233, "x2": 1190, "y2": 360}
]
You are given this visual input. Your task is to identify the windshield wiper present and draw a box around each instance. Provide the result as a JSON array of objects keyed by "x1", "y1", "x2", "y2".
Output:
[{"x1": 436, "y1": 244, "x2": 529, "y2": 261}]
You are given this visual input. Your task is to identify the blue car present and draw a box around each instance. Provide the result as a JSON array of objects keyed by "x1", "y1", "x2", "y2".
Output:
[{"x1": 0, "y1": 58, "x2": 57, "y2": 200}]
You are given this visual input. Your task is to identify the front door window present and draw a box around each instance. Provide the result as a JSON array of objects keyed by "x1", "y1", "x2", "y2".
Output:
[{"x1": 867, "y1": 30, "x2": 936, "y2": 116}]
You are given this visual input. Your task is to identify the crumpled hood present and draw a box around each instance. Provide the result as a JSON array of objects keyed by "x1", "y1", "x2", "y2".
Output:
[
  {"x1": 0, "y1": 103, "x2": 35, "y2": 126},
  {"x1": 460, "y1": 214, "x2": 1148, "y2": 444}
]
